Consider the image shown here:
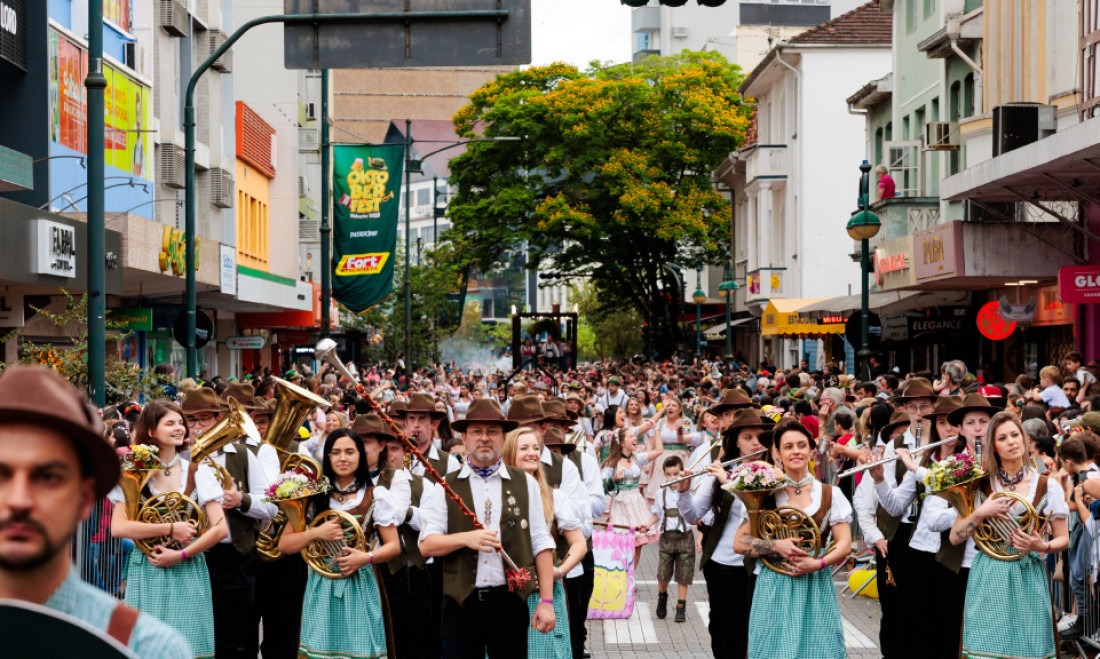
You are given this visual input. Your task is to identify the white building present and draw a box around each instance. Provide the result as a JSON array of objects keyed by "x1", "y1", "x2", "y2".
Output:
[{"x1": 716, "y1": 2, "x2": 893, "y2": 369}]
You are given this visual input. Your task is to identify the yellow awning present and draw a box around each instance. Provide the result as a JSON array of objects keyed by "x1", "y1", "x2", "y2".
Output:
[{"x1": 761, "y1": 299, "x2": 847, "y2": 338}]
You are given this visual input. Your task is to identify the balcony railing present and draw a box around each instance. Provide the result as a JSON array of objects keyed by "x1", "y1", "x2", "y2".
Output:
[
  {"x1": 745, "y1": 267, "x2": 786, "y2": 305},
  {"x1": 869, "y1": 197, "x2": 941, "y2": 240},
  {"x1": 743, "y1": 144, "x2": 788, "y2": 183}
]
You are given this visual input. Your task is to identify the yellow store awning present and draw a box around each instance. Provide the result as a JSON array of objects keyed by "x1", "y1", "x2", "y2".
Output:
[{"x1": 761, "y1": 299, "x2": 847, "y2": 338}]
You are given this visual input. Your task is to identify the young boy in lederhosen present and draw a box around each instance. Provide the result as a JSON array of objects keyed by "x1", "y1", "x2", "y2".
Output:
[{"x1": 652, "y1": 455, "x2": 695, "y2": 622}]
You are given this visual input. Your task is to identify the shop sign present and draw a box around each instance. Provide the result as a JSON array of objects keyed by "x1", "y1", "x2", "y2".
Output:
[
  {"x1": 108, "y1": 307, "x2": 153, "y2": 332},
  {"x1": 914, "y1": 222, "x2": 962, "y2": 282},
  {"x1": 159, "y1": 226, "x2": 200, "y2": 277},
  {"x1": 908, "y1": 316, "x2": 966, "y2": 336},
  {"x1": 33, "y1": 220, "x2": 77, "y2": 278},
  {"x1": 1058, "y1": 265, "x2": 1100, "y2": 304},
  {"x1": 1033, "y1": 285, "x2": 1075, "y2": 327},
  {"x1": 0, "y1": 289, "x2": 24, "y2": 327},
  {"x1": 976, "y1": 301, "x2": 1015, "y2": 340},
  {"x1": 226, "y1": 335, "x2": 267, "y2": 350},
  {"x1": 882, "y1": 315, "x2": 909, "y2": 342},
  {"x1": 819, "y1": 315, "x2": 845, "y2": 325},
  {"x1": 220, "y1": 244, "x2": 236, "y2": 295},
  {"x1": 173, "y1": 311, "x2": 213, "y2": 349},
  {"x1": 0, "y1": 0, "x2": 25, "y2": 71}
]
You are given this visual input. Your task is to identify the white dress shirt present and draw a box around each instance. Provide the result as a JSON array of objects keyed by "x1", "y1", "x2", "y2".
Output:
[
  {"x1": 208, "y1": 444, "x2": 277, "y2": 546},
  {"x1": 551, "y1": 488, "x2": 585, "y2": 579},
  {"x1": 243, "y1": 438, "x2": 281, "y2": 484},
  {"x1": 854, "y1": 475, "x2": 884, "y2": 547},
  {"x1": 575, "y1": 451, "x2": 608, "y2": 534},
  {"x1": 879, "y1": 429, "x2": 918, "y2": 524},
  {"x1": 652, "y1": 488, "x2": 690, "y2": 533},
  {"x1": 108, "y1": 459, "x2": 224, "y2": 509},
  {"x1": 419, "y1": 462, "x2": 555, "y2": 589},
  {"x1": 677, "y1": 473, "x2": 745, "y2": 566},
  {"x1": 543, "y1": 446, "x2": 587, "y2": 524}
]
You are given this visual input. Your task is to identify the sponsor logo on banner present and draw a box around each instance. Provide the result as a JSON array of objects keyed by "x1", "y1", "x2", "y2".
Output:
[
  {"x1": 1058, "y1": 265, "x2": 1100, "y2": 304},
  {"x1": 335, "y1": 253, "x2": 389, "y2": 276}
]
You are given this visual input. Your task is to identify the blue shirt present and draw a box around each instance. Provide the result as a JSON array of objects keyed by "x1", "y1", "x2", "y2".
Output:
[{"x1": 45, "y1": 566, "x2": 192, "y2": 659}]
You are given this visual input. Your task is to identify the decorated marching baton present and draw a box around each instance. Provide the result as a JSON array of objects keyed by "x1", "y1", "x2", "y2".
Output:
[{"x1": 315, "y1": 339, "x2": 531, "y2": 591}]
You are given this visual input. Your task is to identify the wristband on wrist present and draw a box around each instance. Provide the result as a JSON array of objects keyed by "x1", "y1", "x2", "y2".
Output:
[
  {"x1": 180, "y1": 549, "x2": 187, "y2": 561},
  {"x1": 540, "y1": 598, "x2": 554, "y2": 606},
  {"x1": 819, "y1": 558, "x2": 827, "y2": 570},
  {"x1": 1046, "y1": 541, "x2": 1052, "y2": 554},
  {"x1": 368, "y1": 552, "x2": 374, "y2": 564}
]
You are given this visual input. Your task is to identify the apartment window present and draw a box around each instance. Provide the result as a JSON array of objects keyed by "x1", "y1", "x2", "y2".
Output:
[
  {"x1": 417, "y1": 188, "x2": 430, "y2": 206},
  {"x1": 949, "y1": 81, "x2": 961, "y2": 121},
  {"x1": 902, "y1": 115, "x2": 911, "y2": 141},
  {"x1": 963, "y1": 74, "x2": 975, "y2": 118},
  {"x1": 635, "y1": 31, "x2": 652, "y2": 52},
  {"x1": 237, "y1": 189, "x2": 270, "y2": 267},
  {"x1": 930, "y1": 97, "x2": 940, "y2": 122},
  {"x1": 874, "y1": 127, "x2": 884, "y2": 167}
]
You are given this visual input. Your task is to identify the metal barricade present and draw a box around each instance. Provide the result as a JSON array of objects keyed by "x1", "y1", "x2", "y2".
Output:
[{"x1": 71, "y1": 497, "x2": 129, "y2": 600}]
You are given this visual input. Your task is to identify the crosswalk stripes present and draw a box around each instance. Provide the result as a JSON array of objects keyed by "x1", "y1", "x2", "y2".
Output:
[
  {"x1": 842, "y1": 616, "x2": 878, "y2": 650},
  {"x1": 602, "y1": 602, "x2": 659, "y2": 645},
  {"x1": 694, "y1": 601, "x2": 710, "y2": 624}
]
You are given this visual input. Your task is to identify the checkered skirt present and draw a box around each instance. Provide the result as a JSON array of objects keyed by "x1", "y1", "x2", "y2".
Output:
[
  {"x1": 748, "y1": 567, "x2": 846, "y2": 659},
  {"x1": 962, "y1": 552, "x2": 1055, "y2": 659},
  {"x1": 123, "y1": 549, "x2": 215, "y2": 658},
  {"x1": 299, "y1": 566, "x2": 389, "y2": 659},
  {"x1": 525, "y1": 580, "x2": 572, "y2": 659}
]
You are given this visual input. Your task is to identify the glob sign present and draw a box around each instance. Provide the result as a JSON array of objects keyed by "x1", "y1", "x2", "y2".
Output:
[
  {"x1": 1058, "y1": 265, "x2": 1100, "y2": 304},
  {"x1": 976, "y1": 301, "x2": 1015, "y2": 341}
]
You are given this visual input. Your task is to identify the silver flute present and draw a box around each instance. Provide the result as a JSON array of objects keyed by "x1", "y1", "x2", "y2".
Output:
[{"x1": 660, "y1": 449, "x2": 768, "y2": 488}]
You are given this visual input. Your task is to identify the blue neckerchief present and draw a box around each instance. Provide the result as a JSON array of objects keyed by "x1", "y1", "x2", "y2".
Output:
[{"x1": 470, "y1": 459, "x2": 502, "y2": 480}]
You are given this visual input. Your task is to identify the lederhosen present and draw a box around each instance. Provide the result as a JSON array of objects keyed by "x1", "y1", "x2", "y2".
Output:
[
  {"x1": 657, "y1": 489, "x2": 694, "y2": 584},
  {"x1": 379, "y1": 471, "x2": 440, "y2": 659},
  {"x1": 564, "y1": 449, "x2": 595, "y2": 659},
  {"x1": 249, "y1": 440, "x2": 309, "y2": 659},
  {"x1": 205, "y1": 446, "x2": 259, "y2": 659},
  {"x1": 440, "y1": 466, "x2": 537, "y2": 659},
  {"x1": 699, "y1": 476, "x2": 753, "y2": 659},
  {"x1": 874, "y1": 435, "x2": 921, "y2": 659}
]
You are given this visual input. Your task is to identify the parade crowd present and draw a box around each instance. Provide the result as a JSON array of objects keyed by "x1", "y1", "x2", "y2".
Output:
[{"x1": 2, "y1": 349, "x2": 1100, "y2": 659}]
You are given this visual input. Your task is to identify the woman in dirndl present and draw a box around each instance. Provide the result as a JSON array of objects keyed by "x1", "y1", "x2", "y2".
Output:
[
  {"x1": 601, "y1": 427, "x2": 664, "y2": 566},
  {"x1": 643, "y1": 397, "x2": 697, "y2": 501},
  {"x1": 949, "y1": 412, "x2": 1069, "y2": 659},
  {"x1": 503, "y1": 427, "x2": 588, "y2": 659},
  {"x1": 109, "y1": 400, "x2": 228, "y2": 658},
  {"x1": 279, "y1": 428, "x2": 409, "y2": 659},
  {"x1": 735, "y1": 418, "x2": 852, "y2": 659}
]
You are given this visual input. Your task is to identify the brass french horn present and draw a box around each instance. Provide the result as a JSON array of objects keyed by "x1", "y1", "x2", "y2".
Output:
[
  {"x1": 118, "y1": 466, "x2": 211, "y2": 558},
  {"x1": 935, "y1": 477, "x2": 1047, "y2": 562},
  {"x1": 733, "y1": 489, "x2": 825, "y2": 576},
  {"x1": 303, "y1": 509, "x2": 369, "y2": 579},
  {"x1": 256, "y1": 377, "x2": 330, "y2": 561}
]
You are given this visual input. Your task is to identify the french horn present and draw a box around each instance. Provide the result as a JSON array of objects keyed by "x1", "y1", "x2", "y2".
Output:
[
  {"x1": 935, "y1": 477, "x2": 1047, "y2": 562},
  {"x1": 118, "y1": 467, "x2": 211, "y2": 558},
  {"x1": 303, "y1": 509, "x2": 369, "y2": 579},
  {"x1": 732, "y1": 489, "x2": 825, "y2": 576},
  {"x1": 257, "y1": 453, "x2": 324, "y2": 561}
]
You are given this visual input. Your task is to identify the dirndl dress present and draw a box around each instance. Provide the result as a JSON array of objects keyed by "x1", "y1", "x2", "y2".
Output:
[
  {"x1": 107, "y1": 459, "x2": 223, "y2": 659},
  {"x1": 960, "y1": 473, "x2": 1067, "y2": 659},
  {"x1": 525, "y1": 580, "x2": 572, "y2": 659},
  {"x1": 298, "y1": 477, "x2": 411, "y2": 659},
  {"x1": 747, "y1": 482, "x2": 850, "y2": 659},
  {"x1": 642, "y1": 419, "x2": 698, "y2": 501},
  {"x1": 603, "y1": 455, "x2": 657, "y2": 547}
]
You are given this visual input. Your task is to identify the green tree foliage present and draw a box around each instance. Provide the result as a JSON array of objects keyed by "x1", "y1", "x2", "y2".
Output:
[
  {"x1": 444, "y1": 52, "x2": 751, "y2": 348},
  {"x1": 570, "y1": 281, "x2": 644, "y2": 361}
]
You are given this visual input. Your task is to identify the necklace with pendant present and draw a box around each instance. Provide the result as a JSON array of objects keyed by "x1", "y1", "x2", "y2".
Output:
[
  {"x1": 162, "y1": 454, "x2": 182, "y2": 477},
  {"x1": 998, "y1": 465, "x2": 1028, "y2": 489},
  {"x1": 788, "y1": 474, "x2": 814, "y2": 495}
]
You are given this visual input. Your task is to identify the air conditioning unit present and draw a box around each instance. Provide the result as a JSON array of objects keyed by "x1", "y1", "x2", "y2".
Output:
[
  {"x1": 158, "y1": 0, "x2": 189, "y2": 37},
  {"x1": 208, "y1": 30, "x2": 231, "y2": 72},
  {"x1": 123, "y1": 42, "x2": 146, "y2": 76},
  {"x1": 159, "y1": 145, "x2": 186, "y2": 189},
  {"x1": 298, "y1": 128, "x2": 319, "y2": 152},
  {"x1": 299, "y1": 218, "x2": 320, "y2": 237},
  {"x1": 672, "y1": 26, "x2": 689, "y2": 38},
  {"x1": 305, "y1": 102, "x2": 318, "y2": 121},
  {"x1": 210, "y1": 168, "x2": 234, "y2": 208},
  {"x1": 923, "y1": 121, "x2": 959, "y2": 151},
  {"x1": 992, "y1": 103, "x2": 1056, "y2": 156}
]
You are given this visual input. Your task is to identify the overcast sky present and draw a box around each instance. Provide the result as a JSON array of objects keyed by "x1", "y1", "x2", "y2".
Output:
[{"x1": 530, "y1": 0, "x2": 633, "y2": 69}]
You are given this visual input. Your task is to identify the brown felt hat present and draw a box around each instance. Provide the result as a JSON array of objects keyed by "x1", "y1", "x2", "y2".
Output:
[
  {"x1": 404, "y1": 392, "x2": 446, "y2": 419},
  {"x1": 249, "y1": 396, "x2": 275, "y2": 417},
  {"x1": 710, "y1": 388, "x2": 757, "y2": 414},
  {"x1": 946, "y1": 392, "x2": 995, "y2": 427},
  {"x1": 925, "y1": 395, "x2": 964, "y2": 419},
  {"x1": 542, "y1": 426, "x2": 577, "y2": 455},
  {"x1": 895, "y1": 378, "x2": 936, "y2": 401},
  {"x1": 388, "y1": 400, "x2": 408, "y2": 418},
  {"x1": 351, "y1": 413, "x2": 397, "y2": 442},
  {"x1": 507, "y1": 394, "x2": 551, "y2": 426},
  {"x1": 222, "y1": 382, "x2": 255, "y2": 406},
  {"x1": 722, "y1": 408, "x2": 772, "y2": 440},
  {"x1": 181, "y1": 387, "x2": 227, "y2": 416},
  {"x1": 542, "y1": 398, "x2": 576, "y2": 422},
  {"x1": 451, "y1": 399, "x2": 518, "y2": 433},
  {"x1": 879, "y1": 410, "x2": 912, "y2": 443},
  {"x1": 0, "y1": 366, "x2": 117, "y2": 498}
]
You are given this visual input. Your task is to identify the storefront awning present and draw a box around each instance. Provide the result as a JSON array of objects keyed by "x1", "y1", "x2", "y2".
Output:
[
  {"x1": 703, "y1": 317, "x2": 756, "y2": 336},
  {"x1": 941, "y1": 117, "x2": 1100, "y2": 203},
  {"x1": 761, "y1": 299, "x2": 846, "y2": 338},
  {"x1": 796, "y1": 290, "x2": 971, "y2": 316}
]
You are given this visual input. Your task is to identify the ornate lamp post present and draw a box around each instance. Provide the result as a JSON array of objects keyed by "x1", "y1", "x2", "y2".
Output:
[
  {"x1": 718, "y1": 261, "x2": 739, "y2": 360},
  {"x1": 847, "y1": 161, "x2": 882, "y2": 381},
  {"x1": 692, "y1": 263, "x2": 706, "y2": 357}
]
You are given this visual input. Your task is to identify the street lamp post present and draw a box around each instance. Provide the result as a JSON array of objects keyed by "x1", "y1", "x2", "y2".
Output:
[
  {"x1": 719, "y1": 261, "x2": 739, "y2": 360},
  {"x1": 692, "y1": 263, "x2": 706, "y2": 357},
  {"x1": 847, "y1": 160, "x2": 882, "y2": 382}
]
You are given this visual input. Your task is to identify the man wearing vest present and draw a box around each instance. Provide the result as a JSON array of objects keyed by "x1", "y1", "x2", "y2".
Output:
[
  {"x1": 401, "y1": 393, "x2": 459, "y2": 476},
  {"x1": 380, "y1": 429, "x2": 441, "y2": 658},
  {"x1": 0, "y1": 366, "x2": 191, "y2": 657},
  {"x1": 594, "y1": 376, "x2": 628, "y2": 416},
  {"x1": 543, "y1": 398, "x2": 604, "y2": 659},
  {"x1": 182, "y1": 387, "x2": 277, "y2": 659},
  {"x1": 507, "y1": 396, "x2": 587, "y2": 523},
  {"x1": 686, "y1": 388, "x2": 756, "y2": 471},
  {"x1": 677, "y1": 408, "x2": 771, "y2": 659},
  {"x1": 419, "y1": 398, "x2": 557, "y2": 658}
]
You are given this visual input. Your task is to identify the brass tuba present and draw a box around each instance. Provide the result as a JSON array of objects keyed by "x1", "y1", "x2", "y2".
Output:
[
  {"x1": 935, "y1": 477, "x2": 1046, "y2": 561},
  {"x1": 256, "y1": 378, "x2": 330, "y2": 561},
  {"x1": 303, "y1": 509, "x2": 369, "y2": 579},
  {"x1": 257, "y1": 453, "x2": 324, "y2": 560},
  {"x1": 732, "y1": 489, "x2": 824, "y2": 576},
  {"x1": 118, "y1": 466, "x2": 211, "y2": 558}
]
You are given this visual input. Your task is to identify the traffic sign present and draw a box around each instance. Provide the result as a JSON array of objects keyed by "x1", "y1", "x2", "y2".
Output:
[
  {"x1": 226, "y1": 335, "x2": 267, "y2": 350},
  {"x1": 283, "y1": 0, "x2": 531, "y2": 70}
]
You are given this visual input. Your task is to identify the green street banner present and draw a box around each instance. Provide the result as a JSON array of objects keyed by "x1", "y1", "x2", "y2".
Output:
[{"x1": 332, "y1": 144, "x2": 404, "y2": 315}]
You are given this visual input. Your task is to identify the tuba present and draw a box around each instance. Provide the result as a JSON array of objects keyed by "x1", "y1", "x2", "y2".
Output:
[
  {"x1": 257, "y1": 453, "x2": 324, "y2": 560},
  {"x1": 935, "y1": 476, "x2": 1046, "y2": 561},
  {"x1": 118, "y1": 465, "x2": 211, "y2": 558},
  {"x1": 303, "y1": 509, "x2": 369, "y2": 579},
  {"x1": 732, "y1": 489, "x2": 824, "y2": 576},
  {"x1": 189, "y1": 397, "x2": 254, "y2": 490},
  {"x1": 256, "y1": 378, "x2": 330, "y2": 561}
]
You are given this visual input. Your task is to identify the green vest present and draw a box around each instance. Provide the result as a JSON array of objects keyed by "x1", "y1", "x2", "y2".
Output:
[
  {"x1": 566, "y1": 450, "x2": 584, "y2": 479},
  {"x1": 428, "y1": 447, "x2": 450, "y2": 478},
  {"x1": 223, "y1": 448, "x2": 256, "y2": 556},
  {"x1": 442, "y1": 466, "x2": 538, "y2": 603},
  {"x1": 700, "y1": 482, "x2": 738, "y2": 567},
  {"x1": 540, "y1": 453, "x2": 572, "y2": 562},
  {"x1": 875, "y1": 436, "x2": 914, "y2": 542},
  {"x1": 387, "y1": 473, "x2": 429, "y2": 574}
]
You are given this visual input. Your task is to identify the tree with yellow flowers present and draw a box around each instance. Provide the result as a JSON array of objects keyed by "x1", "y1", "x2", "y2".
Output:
[{"x1": 444, "y1": 51, "x2": 752, "y2": 353}]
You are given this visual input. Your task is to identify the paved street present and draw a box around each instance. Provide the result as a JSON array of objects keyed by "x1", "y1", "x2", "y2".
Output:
[{"x1": 587, "y1": 544, "x2": 882, "y2": 659}]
